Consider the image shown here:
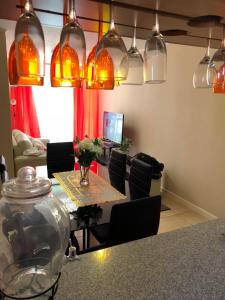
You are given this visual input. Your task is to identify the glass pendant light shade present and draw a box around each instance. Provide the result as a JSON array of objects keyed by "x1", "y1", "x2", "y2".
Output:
[
  {"x1": 193, "y1": 56, "x2": 216, "y2": 88},
  {"x1": 15, "y1": 0, "x2": 45, "y2": 80},
  {"x1": 8, "y1": 41, "x2": 43, "y2": 86},
  {"x1": 123, "y1": 26, "x2": 144, "y2": 85},
  {"x1": 60, "y1": 0, "x2": 86, "y2": 81},
  {"x1": 86, "y1": 22, "x2": 114, "y2": 89},
  {"x1": 144, "y1": 12, "x2": 167, "y2": 84},
  {"x1": 193, "y1": 32, "x2": 216, "y2": 88},
  {"x1": 95, "y1": 19, "x2": 128, "y2": 82},
  {"x1": 144, "y1": 32, "x2": 167, "y2": 83},
  {"x1": 211, "y1": 35, "x2": 225, "y2": 93},
  {"x1": 51, "y1": 43, "x2": 81, "y2": 87}
]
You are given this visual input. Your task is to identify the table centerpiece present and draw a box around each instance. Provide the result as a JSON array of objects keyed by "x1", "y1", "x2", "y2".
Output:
[{"x1": 75, "y1": 136, "x2": 103, "y2": 186}]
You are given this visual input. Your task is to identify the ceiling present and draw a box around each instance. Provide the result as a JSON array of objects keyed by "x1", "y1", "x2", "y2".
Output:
[{"x1": 1, "y1": 0, "x2": 225, "y2": 49}]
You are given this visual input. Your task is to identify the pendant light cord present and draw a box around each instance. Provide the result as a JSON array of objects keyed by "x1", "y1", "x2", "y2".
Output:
[
  {"x1": 154, "y1": 0, "x2": 160, "y2": 33},
  {"x1": 206, "y1": 27, "x2": 212, "y2": 57},
  {"x1": 24, "y1": 0, "x2": 32, "y2": 12},
  {"x1": 110, "y1": 1, "x2": 115, "y2": 30},
  {"x1": 69, "y1": 0, "x2": 76, "y2": 21},
  {"x1": 132, "y1": 12, "x2": 137, "y2": 48}
]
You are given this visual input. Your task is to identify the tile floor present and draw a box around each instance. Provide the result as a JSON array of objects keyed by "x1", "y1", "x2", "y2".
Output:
[{"x1": 158, "y1": 191, "x2": 212, "y2": 234}]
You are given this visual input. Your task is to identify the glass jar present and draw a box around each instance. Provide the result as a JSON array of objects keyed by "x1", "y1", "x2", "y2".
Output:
[{"x1": 0, "y1": 167, "x2": 70, "y2": 298}]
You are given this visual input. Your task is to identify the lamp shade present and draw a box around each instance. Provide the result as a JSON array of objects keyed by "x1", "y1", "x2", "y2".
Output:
[
  {"x1": 211, "y1": 48, "x2": 225, "y2": 93},
  {"x1": 95, "y1": 20, "x2": 128, "y2": 82},
  {"x1": 8, "y1": 41, "x2": 44, "y2": 86},
  {"x1": 193, "y1": 55, "x2": 216, "y2": 88},
  {"x1": 144, "y1": 31, "x2": 167, "y2": 83},
  {"x1": 15, "y1": 0, "x2": 45, "y2": 80},
  {"x1": 87, "y1": 45, "x2": 114, "y2": 89},
  {"x1": 59, "y1": 0, "x2": 86, "y2": 81},
  {"x1": 86, "y1": 22, "x2": 114, "y2": 90},
  {"x1": 51, "y1": 43, "x2": 81, "y2": 87},
  {"x1": 123, "y1": 26, "x2": 144, "y2": 85}
]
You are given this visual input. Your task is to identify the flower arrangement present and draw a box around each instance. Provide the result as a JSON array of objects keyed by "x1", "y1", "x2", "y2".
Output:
[
  {"x1": 75, "y1": 136, "x2": 103, "y2": 186},
  {"x1": 75, "y1": 136, "x2": 103, "y2": 167}
]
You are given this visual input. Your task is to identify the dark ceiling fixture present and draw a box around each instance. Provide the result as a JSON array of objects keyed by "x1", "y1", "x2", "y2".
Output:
[
  {"x1": 187, "y1": 15, "x2": 223, "y2": 28},
  {"x1": 160, "y1": 29, "x2": 188, "y2": 36}
]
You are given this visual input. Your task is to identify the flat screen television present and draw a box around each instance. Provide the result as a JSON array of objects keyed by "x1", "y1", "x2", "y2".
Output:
[{"x1": 103, "y1": 111, "x2": 124, "y2": 144}]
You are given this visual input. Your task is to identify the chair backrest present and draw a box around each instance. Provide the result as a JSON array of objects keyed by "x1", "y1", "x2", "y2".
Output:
[
  {"x1": 0, "y1": 155, "x2": 9, "y2": 183},
  {"x1": 107, "y1": 196, "x2": 161, "y2": 246},
  {"x1": 129, "y1": 158, "x2": 153, "y2": 200},
  {"x1": 47, "y1": 142, "x2": 75, "y2": 178},
  {"x1": 108, "y1": 149, "x2": 127, "y2": 195}
]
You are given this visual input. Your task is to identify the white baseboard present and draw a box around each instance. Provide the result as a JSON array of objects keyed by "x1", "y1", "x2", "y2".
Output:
[{"x1": 162, "y1": 188, "x2": 217, "y2": 220}]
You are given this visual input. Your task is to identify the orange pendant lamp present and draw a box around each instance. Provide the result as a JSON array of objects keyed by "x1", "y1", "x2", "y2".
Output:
[
  {"x1": 213, "y1": 63, "x2": 225, "y2": 93},
  {"x1": 50, "y1": 1, "x2": 81, "y2": 88},
  {"x1": 86, "y1": 21, "x2": 114, "y2": 89},
  {"x1": 14, "y1": 0, "x2": 45, "y2": 85},
  {"x1": 212, "y1": 29, "x2": 225, "y2": 93},
  {"x1": 60, "y1": 0, "x2": 86, "y2": 82},
  {"x1": 8, "y1": 41, "x2": 43, "y2": 86},
  {"x1": 50, "y1": 43, "x2": 81, "y2": 87}
]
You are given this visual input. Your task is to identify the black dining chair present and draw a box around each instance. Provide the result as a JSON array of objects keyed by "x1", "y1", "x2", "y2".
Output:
[
  {"x1": 108, "y1": 149, "x2": 127, "y2": 195},
  {"x1": 128, "y1": 158, "x2": 153, "y2": 200},
  {"x1": 47, "y1": 142, "x2": 79, "y2": 251},
  {"x1": 90, "y1": 196, "x2": 161, "y2": 248},
  {"x1": 47, "y1": 142, "x2": 75, "y2": 178}
]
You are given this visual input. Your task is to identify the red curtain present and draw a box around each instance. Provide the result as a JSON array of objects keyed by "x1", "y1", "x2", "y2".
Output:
[
  {"x1": 73, "y1": 82, "x2": 99, "y2": 140},
  {"x1": 10, "y1": 86, "x2": 40, "y2": 138},
  {"x1": 73, "y1": 82, "x2": 100, "y2": 173}
]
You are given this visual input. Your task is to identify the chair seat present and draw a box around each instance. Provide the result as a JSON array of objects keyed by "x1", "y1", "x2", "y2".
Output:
[{"x1": 91, "y1": 223, "x2": 110, "y2": 244}]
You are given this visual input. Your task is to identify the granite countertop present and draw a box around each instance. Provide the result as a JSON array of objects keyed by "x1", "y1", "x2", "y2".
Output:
[{"x1": 56, "y1": 219, "x2": 225, "y2": 300}]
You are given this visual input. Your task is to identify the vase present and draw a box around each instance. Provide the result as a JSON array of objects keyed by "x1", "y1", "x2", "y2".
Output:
[{"x1": 79, "y1": 165, "x2": 90, "y2": 186}]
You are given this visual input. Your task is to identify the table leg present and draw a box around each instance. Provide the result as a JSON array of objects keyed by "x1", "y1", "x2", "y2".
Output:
[
  {"x1": 87, "y1": 227, "x2": 90, "y2": 248},
  {"x1": 83, "y1": 228, "x2": 86, "y2": 250}
]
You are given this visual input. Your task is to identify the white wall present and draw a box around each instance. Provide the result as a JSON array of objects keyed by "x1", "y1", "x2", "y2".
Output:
[{"x1": 99, "y1": 38, "x2": 225, "y2": 218}]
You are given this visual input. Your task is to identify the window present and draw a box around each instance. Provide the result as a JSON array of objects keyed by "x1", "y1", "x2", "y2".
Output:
[{"x1": 33, "y1": 65, "x2": 74, "y2": 142}]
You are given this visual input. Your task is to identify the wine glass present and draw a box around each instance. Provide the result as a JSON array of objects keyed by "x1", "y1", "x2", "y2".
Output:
[
  {"x1": 60, "y1": 0, "x2": 86, "y2": 81},
  {"x1": 15, "y1": 0, "x2": 45, "y2": 81},
  {"x1": 193, "y1": 29, "x2": 216, "y2": 88},
  {"x1": 95, "y1": 5, "x2": 128, "y2": 83},
  {"x1": 144, "y1": 3, "x2": 167, "y2": 84},
  {"x1": 123, "y1": 15, "x2": 144, "y2": 85}
]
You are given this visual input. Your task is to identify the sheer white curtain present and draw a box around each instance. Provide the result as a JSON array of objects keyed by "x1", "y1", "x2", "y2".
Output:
[{"x1": 32, "y1": 65, "x2": 74, "y2": 142}]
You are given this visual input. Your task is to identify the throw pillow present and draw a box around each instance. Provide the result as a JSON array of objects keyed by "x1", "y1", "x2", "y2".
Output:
[
  {"x1": 30, "y1": 138, "x2": 47, "y2": 151},
  {"x1": 23, "y1": 147, "x2": 44, "y2": 156},
  {"x1": 15, "y1": 131, "x2": 33, "y2": 154}
]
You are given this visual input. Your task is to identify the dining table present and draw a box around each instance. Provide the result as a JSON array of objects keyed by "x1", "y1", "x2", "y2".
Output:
[{"x1": 52, "y1": 170, "x2": 127, "y2": 249}]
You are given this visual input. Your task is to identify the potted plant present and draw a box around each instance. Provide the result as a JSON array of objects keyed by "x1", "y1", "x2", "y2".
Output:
[{"x1": 119, "y1": 137, "x2": 132, "y2": 153}]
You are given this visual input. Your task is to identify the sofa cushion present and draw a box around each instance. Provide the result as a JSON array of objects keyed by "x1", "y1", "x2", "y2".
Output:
[
  {"x1": 12, "y1": 129, "x2": 33, "y2": 154},
  {"x1": 23, "y1": 147, "x2": 44, "y2": 156},
  {"x1": 12, "y1": 135, "x2": 21, "y2": 157},
  {"x1": 30, "y1": 138, "x2": 47, "y2": 151}
]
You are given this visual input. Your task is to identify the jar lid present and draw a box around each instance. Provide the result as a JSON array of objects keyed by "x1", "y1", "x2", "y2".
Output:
[{"x1": 2, "y1": 166, "x2": 51, "y2": 199}]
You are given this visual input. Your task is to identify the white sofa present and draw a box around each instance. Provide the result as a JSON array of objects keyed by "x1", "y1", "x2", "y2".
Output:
[{"x1": 12, "y1": 129, "x2": 49, "y2": 175}]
